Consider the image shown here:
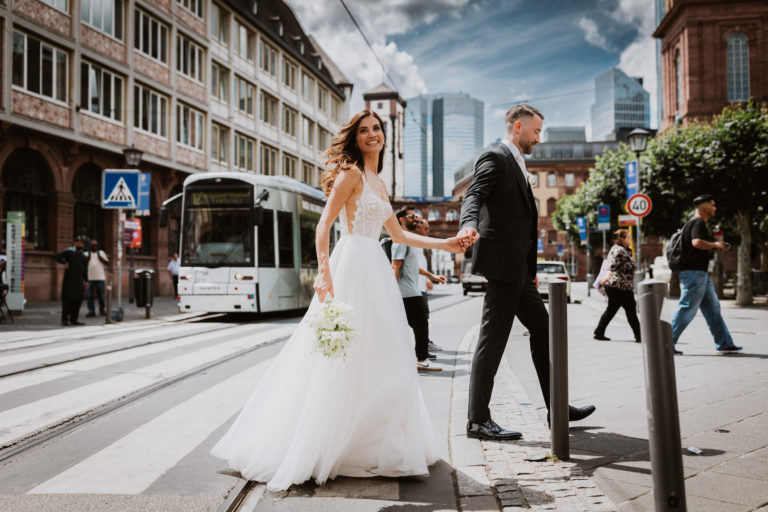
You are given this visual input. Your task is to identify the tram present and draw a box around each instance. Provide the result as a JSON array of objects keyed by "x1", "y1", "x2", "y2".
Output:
[{"x1": 161, "y1": 172, "x2": 339, "y2": 313}]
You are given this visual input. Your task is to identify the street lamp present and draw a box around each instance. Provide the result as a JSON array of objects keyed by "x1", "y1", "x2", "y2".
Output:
[
  {"x1": 123, "y1": 145, "x2": 143, "y2": 303},
  {"x1": 627, "y1": 128, "x2": 650, "y2": 285}
]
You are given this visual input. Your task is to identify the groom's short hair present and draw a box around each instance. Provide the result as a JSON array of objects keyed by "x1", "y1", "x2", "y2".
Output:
[{"x1": 505, "y1": 104, "x2": 544, "y2": 127}]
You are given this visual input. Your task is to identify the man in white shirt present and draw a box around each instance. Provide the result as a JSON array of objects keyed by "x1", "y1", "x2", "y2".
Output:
[
  {"x1": 167, "y1": 252, "x2": 180, "y2": 295},
  {"x1": 415, "y1": 217, "x2": 446, "y2": 353},
  {"x1": 85, "y1": 240, "x2": 109, "y2": 317}
]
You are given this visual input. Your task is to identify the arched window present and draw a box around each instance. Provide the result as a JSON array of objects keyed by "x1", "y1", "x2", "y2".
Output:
[
  {"x1": 73, "y1": 163, "x2": 105, "y2": 244},
  {"x1": 675, "y1": 50, "x2": 682, "y2": 110},
  {"x1": 546, "y1": 198, "x2": 557, "y2": 216},
  {"x1": 2, "y1": 148, "x2": 54, "y2": 250},
  {"x1": 445, "y1": 209, "x2": 459, "y2": 222},
  {"x1": 727, "y1": 32, "x2": 750, "y2": 102},
  {"x1": 428, "y1": 209, "x2": 441, "y2": 221}
]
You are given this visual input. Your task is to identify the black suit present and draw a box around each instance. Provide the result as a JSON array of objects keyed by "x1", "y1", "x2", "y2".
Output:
[{"x1": 460, "y1": 143, "x2": 550, "y2": 423}]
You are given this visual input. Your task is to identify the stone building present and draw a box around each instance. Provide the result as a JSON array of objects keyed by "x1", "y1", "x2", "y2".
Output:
[
  {"x1": 0, "y1": 0, "x2": 350, "y2": 301},
  {"x1": 364, "y1": 84, "x2": 406, "y2": 198},
  {"x1": 654, "y1": 0, "x2": 768, "y2": 130}
]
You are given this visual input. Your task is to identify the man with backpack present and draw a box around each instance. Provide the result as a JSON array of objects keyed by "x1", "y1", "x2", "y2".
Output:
[{"x1": 669, "y1": 194, "x2": 742, "y2": 355}]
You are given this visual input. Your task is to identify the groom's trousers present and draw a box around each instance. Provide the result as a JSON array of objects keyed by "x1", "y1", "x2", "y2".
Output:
[{"x1": 468, "y1": 276, "x2": 550, "y2": 424}]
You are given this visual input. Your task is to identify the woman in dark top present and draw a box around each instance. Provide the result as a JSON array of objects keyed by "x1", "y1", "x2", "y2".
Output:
[{"x1": 594, "y1": 229, "x2": 641, "y2": 342}]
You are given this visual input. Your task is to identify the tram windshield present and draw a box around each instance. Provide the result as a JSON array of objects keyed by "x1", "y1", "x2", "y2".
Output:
[{"x1": 181, "y1": 187, "x2": 254, "y2": 267}]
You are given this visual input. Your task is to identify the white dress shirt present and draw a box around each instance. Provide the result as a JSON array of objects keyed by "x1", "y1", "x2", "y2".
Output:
[{"x1": 501, "y1": 138, "x2": 531, "y2": 184}]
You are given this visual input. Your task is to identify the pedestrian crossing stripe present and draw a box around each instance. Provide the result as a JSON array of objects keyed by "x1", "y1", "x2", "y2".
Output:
[{"x1": 106, "y1": 177, "x2": 136, "y2": 205}]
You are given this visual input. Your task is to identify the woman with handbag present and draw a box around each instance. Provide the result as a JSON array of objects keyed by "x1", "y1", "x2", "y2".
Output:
[{"x1": 594, "y1": 229, "x2": 641, "y2": 343}]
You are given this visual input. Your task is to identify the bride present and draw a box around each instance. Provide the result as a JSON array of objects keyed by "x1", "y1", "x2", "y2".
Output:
[{"x1": 211, "y1": 109, "x2": 470, "y2": 491}]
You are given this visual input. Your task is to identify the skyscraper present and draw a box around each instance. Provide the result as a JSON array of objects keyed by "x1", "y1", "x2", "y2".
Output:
[
  {"x1": 590, "y1": 68, "x2": 651, "y2": 141},
  {"x1": 404, "y1": 93, "x2": 483, "y2": 197}
]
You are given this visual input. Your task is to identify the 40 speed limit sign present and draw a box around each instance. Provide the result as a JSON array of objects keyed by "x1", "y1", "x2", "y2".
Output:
[{"x1": 627, "y1": 193, "x2": 652, "y2": 217}]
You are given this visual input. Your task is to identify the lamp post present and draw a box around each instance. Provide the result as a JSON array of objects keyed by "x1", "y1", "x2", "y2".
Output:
[
  {"x1": 627, "y1": 128, "x2": 649, "y2": 285},
  {"x1": 122, "y1": 145, "x2": 143, "y2": 306}
]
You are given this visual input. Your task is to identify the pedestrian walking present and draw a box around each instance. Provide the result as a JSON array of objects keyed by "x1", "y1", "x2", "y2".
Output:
[
  {"x1": 458, "y1": 104, "x2": 595, "y2": 440},
  {"x1": 54, "y1": 237, "x2": 88, "y2": 326},
  {"x1": 593, "y1": 229, "x2": 641, "y2": 342},
  {"x1": 671, "y1": 194, "x2": 742, "y2": 355},
  {"x1": 392, "y1": 209, "x2": 442, "y2": 371},
  {"x1": 85, "y1": 239, "x2": 109, "y2": 317},
  {"x1": 167, "y1": 252, "x2": 180, "y2": 295}
]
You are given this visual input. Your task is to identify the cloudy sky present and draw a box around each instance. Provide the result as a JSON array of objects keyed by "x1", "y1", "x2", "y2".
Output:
[{"x1": 287, "y1": 0, "x2": 658, "y2": 144}]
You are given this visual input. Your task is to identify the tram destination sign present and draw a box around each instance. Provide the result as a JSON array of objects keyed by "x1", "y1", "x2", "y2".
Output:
[{"x1": 187, "y1": 189, "x2": 251, "y2": 207}]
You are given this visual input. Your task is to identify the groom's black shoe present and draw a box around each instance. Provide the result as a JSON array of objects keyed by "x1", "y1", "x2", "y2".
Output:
[
  {"x1": 467, "y1": 419, "x2": 522, "y2": 441},
  {"x1": 547, "y1": 405, "x2": 597, "y2": 427}
]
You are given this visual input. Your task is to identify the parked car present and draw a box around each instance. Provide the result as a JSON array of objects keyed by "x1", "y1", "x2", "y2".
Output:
[
  {"x1": 536, "y1": 261, "x2": 571, "y2": 302},
  {"x1": 462, "y1": 273, "x2": 487, "y2": 295}
]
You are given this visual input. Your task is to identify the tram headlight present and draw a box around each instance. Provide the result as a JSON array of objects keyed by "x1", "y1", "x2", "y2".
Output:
[
  {"x1": 234, "y1": 273, "x2": 254, "y2": 280},
  {"x1": 180, "y1": 274, "x2": 192, "y2": 280}
]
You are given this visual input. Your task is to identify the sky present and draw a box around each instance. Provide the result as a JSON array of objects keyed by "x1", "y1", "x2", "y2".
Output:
[{"x1": 286, "y1": 0, "x2": 659, "y2": 145}]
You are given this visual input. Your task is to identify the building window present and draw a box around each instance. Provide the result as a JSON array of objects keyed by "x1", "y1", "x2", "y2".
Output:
[
  {"x1": 2, "y1": 148, "x2": 54, "y2": 250},
  {"x1": 302, "y1": 116, "x2": 315, "y2": 147},
  {"x1": 80, "y1": 61, "x2": 123, "y2": 122},
  {"x1": 548, "y1": 230, "x2": 557, "y2": 244},
  {"x1": 133, "y1": 84, "x2": 168, "y2": 137},
  {"x1": 445, "y1": 209, "x2": 458, "y2": 221},
  {"x1": 237, "y1": 23, "x2": 254, "y2": 61},
  {"x1": 259, "y1": 40, "x2": 277, "y2": 76},
  {"x1": 177, "y1": 103, "x2": 204, "y2": 150},
  {"x1": 81, "y1": 0, "x2": 123, "y2": 39},
  {"x1": 564, "y1": 173, "x2": 574, "y2": 187},
  {"x1": 331, "y1": 97, "x2": 341, "y2": 123},
  {"x1": 236, "y1": 76, "x2": 254, "y2": 115},
  {"x1": 260, "y1": 143, "x2": 278, "y2": 175},
  {"x1": 530, "y1": 173, "x2": 539, "y2": 187},
  {"x1": 302, "y1": 162, "x2": 314, "y2": 186},
  {"x1": 235, "y1": 133, "x2": 255, "y2": 171},
  {"x1": 726, "y1": 32, "x2": 750, "y2": 102},
  {"x1": 211, "y1": 62, "x2": 228, "y2": 102},
  {"x1": 212, "y1": 123, "x2": 228, "y2": 163},
  {"x1": 211, "y1": 3, "x2": 227, "y2": 45},
  {"x1": 675, "y1": 50, "x2": 681, "y2": 110},
  {"x1": 134, "y1": 10, "x2": 168, "y2": 63},
  {"x1": 283, "y1": 105, "x2": 297, "y2": 137},
  {"x1": 12, "y1": 31, "x2": 68, "y2": 103},
  {"x1": 260, "y1": 91, "x2": 278, "y2": 127},
  {"x1": 176, "y1": 34, "x2": 204, "y2": 82},
  {"x1": 317, "y1": 86, "x2": 328, "y2": 112},
  {"x1": 302, "y1": 73, "x2": 314, "y2": 102},
  {"x1": 177, "y1": 0, "x2": 203, "y2": 18},
  {"x1": 276, "y1": 211, "x2": 294, "y2": 268},
  {"x1": 428, "y1": 209, "x2": 441, "y2": 221},
  {"x1": 73, "y1": 163, "x2": 105, "y2": 244},
  {"x1": 283, "y1": 153, "x2": 297, "y2": 179},
  {"x1": 283, "y1": 59, "x2": 297, "y2": 90},
  {"x1": 546, "y1": 197, "x2": 557, "y2": 215},
  {"x1": 318, "y1": 127, "x2": 330, "y2": 150},
  {"x1": 546, "y1": 173, "x2": 557, "y2": 187},
  {"x1": 43, "y1": 0, "x2": 68, "y2": 11}
]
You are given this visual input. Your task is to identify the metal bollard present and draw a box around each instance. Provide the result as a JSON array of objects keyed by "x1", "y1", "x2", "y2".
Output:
[
  {"x1": 638, "y1": 279, "x2": 686, "y2": 511},
  {"x1": 104, "y1": 274, "x2": 112, "y2": 325},
  {"x1": 548, "y1": 280, "x2": 569, "y2": 460}
]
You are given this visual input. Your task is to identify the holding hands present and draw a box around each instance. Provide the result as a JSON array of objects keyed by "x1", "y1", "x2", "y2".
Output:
[{"x1": 442, "y1": 230, "x2": 475, "y2": 254}]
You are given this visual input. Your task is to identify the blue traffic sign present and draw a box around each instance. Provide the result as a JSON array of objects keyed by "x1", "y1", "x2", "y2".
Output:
[
  {"x1": 102, "y1": 170, "x2": 140, "y2": 209},
  {"x1": 625, "y1": 161, "x2": 638, "y2": 202},
  {"x1": 597, "y1": 203, "x2": 610, "y2": 230},
  {"x1": 136, "y1": 172, "x2": 151, "y2": 216},
  {"x1": 537, "y1": 238, "x2": 544, "y2": 253},
  {"x1": 557, "y1": 243, "x2": 564, "y2": 256},
  {"x1": 576, "y1": 216, "x2": 587, "y2": 244}
]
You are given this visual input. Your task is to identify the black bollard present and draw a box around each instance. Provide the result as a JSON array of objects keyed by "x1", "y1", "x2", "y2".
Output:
[
  {"x1": 548, "y1": 280, "x2": 569, "y2": 460},
  {"x1": 638, "y1": 279, "x2": 686, "y2": 511}
]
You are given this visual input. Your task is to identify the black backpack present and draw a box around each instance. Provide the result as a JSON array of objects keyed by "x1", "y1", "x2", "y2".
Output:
[
  {"x1": 666, "y1": 220, "x2": 692, "y2": 271},
  {"x1": 380, "y1": 237, "x2": 407, "y2": 262}
]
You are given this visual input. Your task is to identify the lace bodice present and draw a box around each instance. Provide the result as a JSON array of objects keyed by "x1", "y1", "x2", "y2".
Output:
[{"x1": 339, "y1": 172, "x2": 393, "y2": 239}]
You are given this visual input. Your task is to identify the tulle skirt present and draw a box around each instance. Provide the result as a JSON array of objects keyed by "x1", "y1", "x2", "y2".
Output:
[{"x1": 210, "y1": 234, "x2": 440, "y2": 491}]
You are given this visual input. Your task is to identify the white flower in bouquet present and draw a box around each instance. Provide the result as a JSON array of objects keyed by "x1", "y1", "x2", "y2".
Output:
[{"x1": 310, "y1": 300, "x2": 355, "y2": 360}]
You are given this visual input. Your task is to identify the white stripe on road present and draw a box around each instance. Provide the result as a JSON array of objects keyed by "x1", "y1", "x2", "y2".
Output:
[
  {"x1": 0, "y1": 321, "x2": 176, "y2": 349},
  {"x1": 0, "y1": 324, "x2": 263, "y2": 396},
  {"x1": 29, "y1": 358, "x2": 272, "y2": 494},
  {"x1": 0, "y1": 325, "x2": 295, "y2": 448}
]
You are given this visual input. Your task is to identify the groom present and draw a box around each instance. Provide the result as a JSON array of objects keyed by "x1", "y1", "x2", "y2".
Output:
[{"x1": 458, "y1": 104, "x2": 595, "y2": 440}]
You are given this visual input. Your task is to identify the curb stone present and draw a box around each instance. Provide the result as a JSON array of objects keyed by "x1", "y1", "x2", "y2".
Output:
[{"x1": 449, "y1": 325, "x2": 618, "y2": 511}]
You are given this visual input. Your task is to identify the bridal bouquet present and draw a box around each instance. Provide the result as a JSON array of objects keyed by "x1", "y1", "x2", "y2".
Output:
[{"x1": 310, "y1": 300, "x2": 356, "y2": 360}]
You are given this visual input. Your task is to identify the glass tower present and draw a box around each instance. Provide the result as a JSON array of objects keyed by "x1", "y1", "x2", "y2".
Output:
[{"x1": 590, "y1": 68, "x2": 651, "y2": 141}]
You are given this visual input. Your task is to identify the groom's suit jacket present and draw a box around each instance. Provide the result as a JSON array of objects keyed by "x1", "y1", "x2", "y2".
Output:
[{"x1": 459, "y1": 143, "x2": 538, "y2": 282}]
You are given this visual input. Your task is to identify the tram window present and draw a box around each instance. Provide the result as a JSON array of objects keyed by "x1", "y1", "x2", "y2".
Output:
[
  {"x1": 258, "y1": 209, "x2": 275, "y2": 267},
  {"x1": 300, "y1": 214, "x2": 318, "y2": 268},
  {"x1": 277, "y1": 211, "x2": 294, "y2": 268}
]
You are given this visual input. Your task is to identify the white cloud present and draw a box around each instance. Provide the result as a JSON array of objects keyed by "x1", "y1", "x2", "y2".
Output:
[{"x1": 578, "y1": 16, "x2": 612, "y2": 51}]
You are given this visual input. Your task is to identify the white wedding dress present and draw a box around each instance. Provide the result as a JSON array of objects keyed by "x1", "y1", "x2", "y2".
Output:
[{"x1": 211, "y1": 171, "x2": 439, "y2": 491}]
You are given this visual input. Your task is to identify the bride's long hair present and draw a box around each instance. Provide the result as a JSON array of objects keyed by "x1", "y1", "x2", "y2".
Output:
[{"x1": 320, "y1": 110, "x2": 386, "y2": 197}]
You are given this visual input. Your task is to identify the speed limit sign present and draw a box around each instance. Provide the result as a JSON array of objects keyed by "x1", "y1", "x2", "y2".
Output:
[{"x1": 627, "y1": 193, "x2": 652, "y2": 217}]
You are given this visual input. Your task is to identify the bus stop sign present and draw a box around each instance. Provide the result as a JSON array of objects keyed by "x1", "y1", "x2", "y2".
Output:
[{"x1": 102, "y1": 170, "x2": 140, "y2": 209}]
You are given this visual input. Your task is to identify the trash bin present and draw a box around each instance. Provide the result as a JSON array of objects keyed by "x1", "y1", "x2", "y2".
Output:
[{"x1": 133, "y1": 269, "x2": 156, "y2": 308}]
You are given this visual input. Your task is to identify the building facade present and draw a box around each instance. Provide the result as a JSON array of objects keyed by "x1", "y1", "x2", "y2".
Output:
[
  {"x1": 653, "y1": 0, "x2": 768, "y2": 131},
  {"x1": 364, "y1": 84, "x2": 406, "y2": 198},
  {"x1": 403, "y1": 92, "x2": 483, "y2": 198},
  {"x1": 590, "y1": 68, "x2": 651, "y2": 141},
  {"x1": 0, "y1": 0, "x2": 350, "y2": 302}
]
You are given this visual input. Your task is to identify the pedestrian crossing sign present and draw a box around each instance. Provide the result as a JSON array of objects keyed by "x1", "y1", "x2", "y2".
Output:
[{"x1": 102, "y1": 170, "x2": 140, "y2": 209}]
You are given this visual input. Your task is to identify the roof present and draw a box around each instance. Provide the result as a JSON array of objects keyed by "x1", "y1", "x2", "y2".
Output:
[
  {"x1": 363, "y1": 83, "x2": 406, "y2": 105},
  {"x1": 308, "y1": 35, "x2": 352, "y2": 86}
]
